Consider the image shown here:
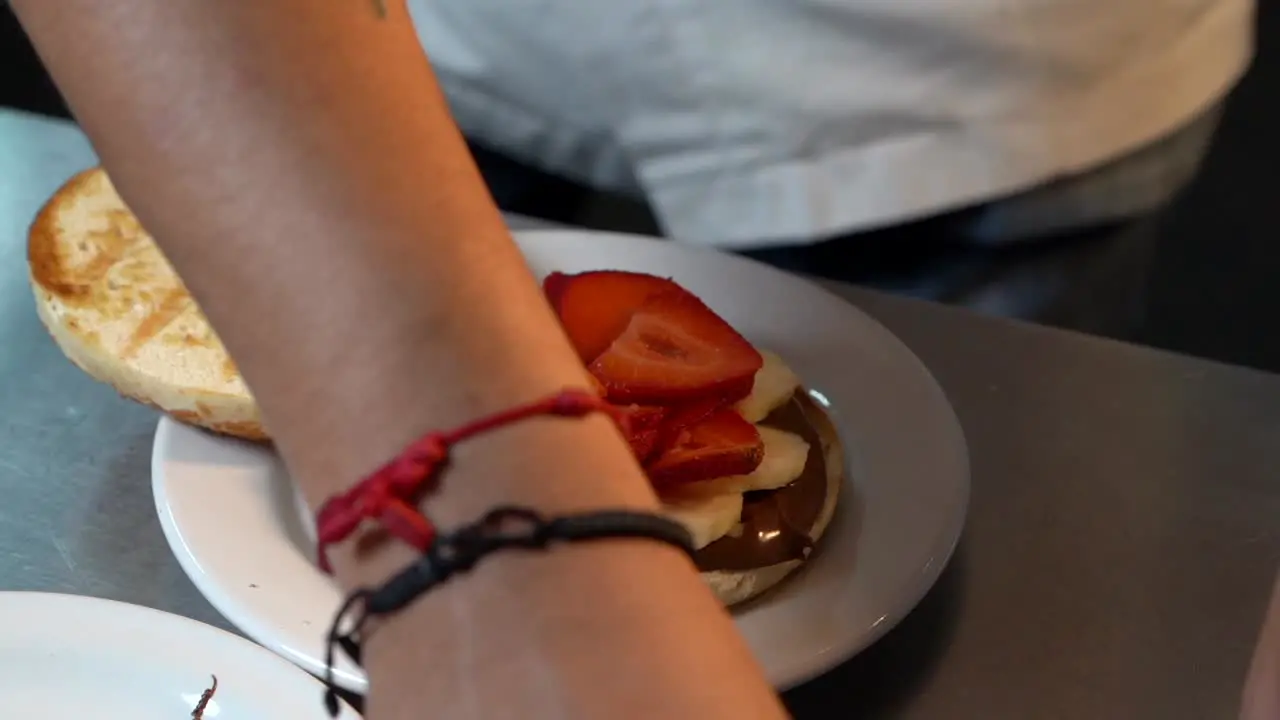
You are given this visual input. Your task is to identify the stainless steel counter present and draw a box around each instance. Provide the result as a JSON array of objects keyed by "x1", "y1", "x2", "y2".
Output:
[{"x1": 3, "y1": 110, "x2": 1278, "y2": 719}]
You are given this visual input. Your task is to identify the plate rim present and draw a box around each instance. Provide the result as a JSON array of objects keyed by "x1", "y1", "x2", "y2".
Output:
[
  {"x1": 151, "y1": 426, "x2": 370, "y2": 692},
  {"x1": 152, "y1": 227, "x2": 970, "y2": 694},
  {"x1": 0, "y1": 590, "x2": 358, "y2": 717}
]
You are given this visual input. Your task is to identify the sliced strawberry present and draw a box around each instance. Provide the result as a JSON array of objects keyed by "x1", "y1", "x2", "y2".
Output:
[
  {"x1": 623, "y1": 405, "x2": 665, "y2": 459},
  {"x1": 586, "y1": 372, "x2": 608, "y2": 398},
  {"x1": 609, "y1": 404, "x2": 666, "y2": 462},
  {"x1": 589, "y1": 291, "x2": 762, "y2": 405},
  {"x1": 627, "y1": 427, "x2": 663, "y2": 462},
  {"x1": 645, "y1": 408, "x2": 763, "y2": 487},
  {"x1": 623, "y1": 404, "x2": 667, "y2": 433},
  {"x1": 543, "y1": 271, "x2": 573, "y2": 309},
  {"x1": 544, "y1": 271, "x2": 685, "y2": 363},
  {"x1": 649, "y1": 397, "x2": 728, "y2": 457}
]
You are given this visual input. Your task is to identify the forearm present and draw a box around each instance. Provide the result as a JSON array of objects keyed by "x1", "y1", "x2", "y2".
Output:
[
  {"x1": 12, "y1": 0, "x2": 562, "y2": 492},
  {"x1": 12, "y1": 1, "x2": 784, "y2": 718},
  {"x1": 1243, "y1": 572, "x2": 1280, "y2": 719}
]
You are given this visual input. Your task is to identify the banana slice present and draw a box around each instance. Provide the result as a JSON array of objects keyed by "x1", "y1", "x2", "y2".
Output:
[
  {"x1": 731, "y1": 426, "x2": 811, "y2": 492},
  {"x1": 660, "y1": 491, "x2": 745, "y2": 550},
  {"x1": 737, "y1": 350, "x2": 802, "y2": 423}
]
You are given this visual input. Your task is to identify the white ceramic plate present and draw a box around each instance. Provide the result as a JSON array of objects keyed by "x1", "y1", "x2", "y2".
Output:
[
  {"x1": 153, "y1": 228, "x2": 969, "y2": 694},
  {"x1": 0, "y1": 592, "x2": 358, "y2": 719}
]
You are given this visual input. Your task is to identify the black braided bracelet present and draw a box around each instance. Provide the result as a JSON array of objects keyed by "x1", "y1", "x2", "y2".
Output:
[{"x1": 321, "y1": 506, "x2": 696, "y2": 716}]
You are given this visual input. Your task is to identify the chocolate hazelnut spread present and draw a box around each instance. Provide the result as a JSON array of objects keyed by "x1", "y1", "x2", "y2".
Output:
[{"x1": 694, "y1": 392, "x2": 834, "y2": 572}]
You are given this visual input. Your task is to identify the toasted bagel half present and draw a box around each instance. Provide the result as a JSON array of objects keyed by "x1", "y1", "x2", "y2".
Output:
[{"x1": 28, "y1": 167, "x2": 265, "y2": 440}]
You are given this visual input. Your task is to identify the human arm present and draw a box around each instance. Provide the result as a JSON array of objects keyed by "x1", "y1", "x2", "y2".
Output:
[
  {"x1": 9, "y1": 1, "x2": 787, "y2": 718},
  {"x1": 1243, "y1": 571, "x2": 1280, "y2": 719}
]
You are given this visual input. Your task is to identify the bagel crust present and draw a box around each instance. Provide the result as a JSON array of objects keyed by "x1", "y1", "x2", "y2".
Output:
[
  {"x1": 700, "y1": 395, "x2": 844, "y2": 607},
  {"x1": 28, "y1": 167, "x2": 267, "y2": 441}
]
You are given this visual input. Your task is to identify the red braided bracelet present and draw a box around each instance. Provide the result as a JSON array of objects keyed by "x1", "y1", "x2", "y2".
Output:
[{"x1": 312, "y1": 388, "x2": 627, "y2": 574}]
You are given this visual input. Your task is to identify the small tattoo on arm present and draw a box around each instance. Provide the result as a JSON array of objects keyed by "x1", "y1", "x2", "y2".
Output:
[{"x1": 372, "y1": 0, "x2": 387, "y2": 17}]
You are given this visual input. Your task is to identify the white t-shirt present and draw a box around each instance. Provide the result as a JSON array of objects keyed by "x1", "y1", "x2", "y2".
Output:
[{"x1": 408, "y1": 0, "x2": 1255, "y2": 248}]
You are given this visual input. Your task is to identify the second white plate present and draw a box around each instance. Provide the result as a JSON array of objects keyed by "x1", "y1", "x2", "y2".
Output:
[
  {"x1": 0, "y1": 592, "x2": 357, "y2": 719},
  {"x1": 153, "y1": 228, "x2": 969, "y2": 693}
]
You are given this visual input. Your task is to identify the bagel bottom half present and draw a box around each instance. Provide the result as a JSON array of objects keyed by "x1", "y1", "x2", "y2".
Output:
[{"x1": 698, "y1": 393, "x2": 845, "y2": 608}]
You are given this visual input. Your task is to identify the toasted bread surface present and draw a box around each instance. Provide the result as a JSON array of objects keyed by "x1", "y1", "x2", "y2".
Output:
[{"x1": 29, "y1": 167, "x2": 266, "y2": 440}]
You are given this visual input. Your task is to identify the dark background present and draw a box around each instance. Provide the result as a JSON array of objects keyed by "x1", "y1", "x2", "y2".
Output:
[{"x1": 3, "y1": 5, "x2": 1278, "y2": 373}]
